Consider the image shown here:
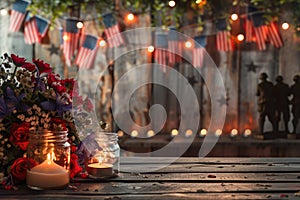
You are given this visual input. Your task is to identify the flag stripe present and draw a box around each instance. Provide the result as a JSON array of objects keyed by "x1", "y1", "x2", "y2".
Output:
[
  {"x1": 9, "y1": 10, "x2": 26, "y2": 32},
  {"x1": 192, "y1": 48, "x2": 205, "y2": 68},
  {"x1": 105, "y1": 25, "x2": 124, "y2": 48},
  {"x1": 253, "y1": 25, "x2": 268, "y2": 50},
  {"x1": 216, "y1": 31, "x2": 233, "y2": 51},
  {"x1": 245, "y1": 18, "x2": 254, "y2": 42},
  {"x1": 267, "y1": 22, "x2": 283, "y2": 48},
  {"x1": 63, "y1": 33, "x2": 79, "y2": 66},
  {"x1": 24, "y1": 17, "x2": 40, "y2": 44}
]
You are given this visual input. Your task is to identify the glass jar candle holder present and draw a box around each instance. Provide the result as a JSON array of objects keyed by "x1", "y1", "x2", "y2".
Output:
[
  {"x1": 26, "y1": 130, "x2": 70, "y2": 190},
  {"x1": 85, "y1": 132, "x2": 120, "y2": 179}
]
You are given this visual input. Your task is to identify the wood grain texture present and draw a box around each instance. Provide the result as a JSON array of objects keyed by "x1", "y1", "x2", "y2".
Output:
[{"x1": 1, "y1": 157, "x2": 300, "y2": 199}]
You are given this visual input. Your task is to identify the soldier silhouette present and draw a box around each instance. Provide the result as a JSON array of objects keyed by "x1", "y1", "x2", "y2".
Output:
[
  {"x1": 273, "y1": 75, "x2": 290, "y2": 133},
  {"x1": 290, "y1": 75, "x2": 300, "y2": 134},
  {"x1": 256, "y1": 73, "x2": 276, "y2": 134}
]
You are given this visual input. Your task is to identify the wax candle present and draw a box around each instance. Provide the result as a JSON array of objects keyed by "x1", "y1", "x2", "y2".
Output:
[
  {"x1": 27, "y1": 154, "x2": 69, "y2": 189},
  {"x1": 86, "y1": 163, "x2": 113, "y2": 178}
]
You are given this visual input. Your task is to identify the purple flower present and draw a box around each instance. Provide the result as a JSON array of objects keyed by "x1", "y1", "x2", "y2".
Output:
[
  {"x1": 5, "y1": 87, "x2": 30, "y2": 112},
  {"x1": 0, "y1": 96, "x2": 13, "y2": 119},
  {"x1": 40, "y1": 93, "x2": 72, "y2": 116}
]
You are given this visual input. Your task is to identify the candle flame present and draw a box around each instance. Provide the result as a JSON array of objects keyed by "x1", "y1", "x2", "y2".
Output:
[{"x1": 47, "y1": 152, "x2": 56, "y2": 164}]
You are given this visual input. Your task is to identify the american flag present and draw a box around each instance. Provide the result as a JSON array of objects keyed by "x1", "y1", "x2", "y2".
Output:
[
  {"x1": 216, "y1": 19, "x2": 233, "y2": 51},
  {"x1": 168, "y1": 27, "x2": 182, "y2": 65},
  {"x1": 192, "y1": 36, "x2": 206, "y2": 68},
  {"x1": 24, "y1": 15, "x2": 39, "y2": 44},
  {"x1": 102, "y1": 13, "x2": 124, "y2": 48},
  {"x1": 24, "y1": 15, "x2": 49, "y2": 44},
  {"x1": 63, "y1": 18, "x2": 80, "y2": 66},
  {"x1": 75, "y1": 34, "x2": 99, "y2": 69},
  {"x1": 155, "y1": 32, "x2": 168, "y2": 72},
  {"x1": 267, "y1": 21, "x2": 283, "y2": 48},
  {"x1": 9, "y1": 0, "x2": 30, "y2": 32},
  {"x1": 244, "y1": 18, "x2": 254, "y2": 42},
  {"x1": 252, "y1": 13, "x2": 268, "y2": 51}
]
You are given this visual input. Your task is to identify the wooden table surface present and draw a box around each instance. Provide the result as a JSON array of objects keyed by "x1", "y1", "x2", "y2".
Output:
[{"x1": 2, "y1": 157, "x2": 300, "y2": 199}]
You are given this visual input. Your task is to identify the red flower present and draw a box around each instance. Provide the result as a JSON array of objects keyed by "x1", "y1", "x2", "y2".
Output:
[
  {"x1": 47, "y1": 73, "x2": 60, "y2": 85},
  {"x1": 32, "y1": 59, "x2": 52, "y2": 74},
  {"x1": 62, "y1": 78, "x2": 75, "y2": 93},
  {"x1": 50, "y1": 118, "x2": 67, "y2": 130},
  {"x1": 10, "y1": 158, "x2": 37, "y2": 181},
  {"x1": 83, "y1": 97, "x2": 94, "y2": 112},
  {"x1": 70, "y1": 154, "x2": 82, "y2": 178},
  {"x1": 9, "y1": 122, "x2": 30, "y2": 150},
  {"x1": 22, "y1": 62, "x2": 36, "y2": 72},
  {"x1": 11, "y1": 54, "x2": 26, "y2": 66}
]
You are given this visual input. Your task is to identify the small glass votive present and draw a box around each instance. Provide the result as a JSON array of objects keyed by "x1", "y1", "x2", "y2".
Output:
[{"x1": 85, "y1": 132, "x2": 120, "y2": 179}]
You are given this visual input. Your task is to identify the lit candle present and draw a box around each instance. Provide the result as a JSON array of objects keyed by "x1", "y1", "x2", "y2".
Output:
[
  {"x1": 26, "y1": 153, "x2": 69, "y2": 189},
  {"x1": 86, "y1": 163, "x2": 113, "y2": 178}
]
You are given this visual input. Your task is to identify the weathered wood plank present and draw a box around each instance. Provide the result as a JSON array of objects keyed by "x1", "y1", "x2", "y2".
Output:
[
  {"x1": 2, "y1": 182, "x2": 300, "y2": 195},
  {"x1": 119, "y1": 163, "x2": 300, "y2": 173},
  {"x1": 1, "y1": 193, "x2": 298, "y2": 200},
  {"x1": 120, "y1": 157, "x2": 300, "y2": 164},
  {"x1": 100, "y1": 172, "x2": 300, "y2": 183}
]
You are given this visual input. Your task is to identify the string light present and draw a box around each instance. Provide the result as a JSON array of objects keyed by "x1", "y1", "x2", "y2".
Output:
[
  {"x1": 171, "y1": 129, "x2": 179, "y2": 137},
  {"x1": 237, "y1": 33, "x2": 244, "y2": 42},
  {"x1": 99, "y1": 39, "x2": 106, "y2": 47},
  {"x1": 230, "y1": 129, "x2": 238, "y2": 137},
  {"x1": 231, "y1": 13, "x2": 238, "y2": 21},
  {"x1": 63, "y1": 34, "x2": 69, "y2": 41},
  {"x1": 76, "y1": 21, "x2": 84, "y2": 29},
  {"x1": 0, "y1": 9, "x2": 8, "y2": 16},
  {"x1": 127, "y1": 13, "x2": 135, "y2": 21},
  {"x1": 169, "y1": 0, "x2": 176, "y2": 7},
  {"x1": 185, "y1": 129, "x2": 193, "y2": 137},
  {"x1": 243, "y1": 129, "x2": 252, "y2": 137},
  {"x1": 199, "y1": 129, "x2": 207, "y2": 137},
  {"x1": 147, "y1": 130, "x2": 155, "y2": 137},
  {"x1": 147, "y1": 45, "x2": 155, "y2": 53},
  {"x1": 281, "y1": 22, "x2": 289, "y2": 30},
  {"x1": 185, "y1": 41, "x2": 192, "y2": 48},
  {"x1": 215, "y1": 129, "x2": 222, "y2": 137},
  {"x1": 130, "y1": 130, "x2": 139, "y2": 137},
  {"x1": 117, "y1": 130, "x2": 124, "y2": 137}
]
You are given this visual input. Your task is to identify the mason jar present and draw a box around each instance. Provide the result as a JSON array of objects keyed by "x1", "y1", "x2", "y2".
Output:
[
  {"x1": 26, "y1": 130, "x2": 70, "y2": 190},
  {"x1": 85, "y1": 132, "x2": 120, "y2": 179}
]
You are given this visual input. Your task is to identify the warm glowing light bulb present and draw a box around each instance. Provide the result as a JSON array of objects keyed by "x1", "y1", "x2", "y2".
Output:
[
  {"x1": 147, "y1": 130, "x2": 155, "y2": 137},
  {"x1": 237, "y1": 34, "x2": 244, "y2": 41},
  {"x1": 99, "y1": 39, "x2": 106, "y2": 47},
  {"x1": 117, "y1": 130, "x2": 124, "y2": 137},
  {"x1": 169, "y1": 0, "x2": 176, "y2": 7},
  {"x1": 243, "y1": 129, "x2": 252, "y2": 137},
  {"x1": 215, "y1": 129, "x2": 222, "y2": 136},
  {"x1": 185, "y1": 41, "x2": 192, "y2": 48},
  {"x1": 195, "y1": 0, "x2": 202, "y2": 4},
  {"x1": 131, "y1": 130, "x2": 138, "y2": 137},
  {"x1": 63, "y1": 34, "x2": 69, "y2": 41},
  {"x1": 282, "y1": 22, "x2": 289, "y2": 30},
  {"x1": 76, "y1": 21, "x2": 84, "y2": 29},
  {"x1": 147, "y1": 45, "x2": 155, "y2": 53},
  {"x1": 171, "y1": 129, "x2": 179, "y2": 137},
  {"x1": 0, "y1": 9, "x2": 7, "y2": 16},
  {"x1": 199, "y1": 129, "x2": 207, "y2": 137},
  {"x1": 185, "y1": 129, "x2": 193, "y2": 137},
  {"x1": 231, "y1": 13, "x2": 238, "y2": 21},
  {"x1": 230, "y1": 129, "x2": 238, "y2": 137},
  {"x1": 127, "y1": 13, "x2": 135, "y2": 21}
]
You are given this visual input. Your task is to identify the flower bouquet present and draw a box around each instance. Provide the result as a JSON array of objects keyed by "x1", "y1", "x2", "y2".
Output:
[{"x1": 0, "y1": 53, "x2": 93, "y2": 189}]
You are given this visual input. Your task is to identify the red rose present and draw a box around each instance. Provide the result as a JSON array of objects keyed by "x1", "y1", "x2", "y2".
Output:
[
  {"x1": 10, "y1": 157, "x2": 37, "y2": 181},
  {"x1": 62, "y1": 78, "x2": 75, "y2": 93},
  {"x1": 70, "y1": 154, "x2": 82, "y2": 178},
  {"x1": 32, "y1": 59, "x2": 52, "y2": 74},
  {"x1": 11, "y1": 54, "x2": 26, "y2": 66},
  {"x1": 9, "y1": 122, "x2": 30, "y2": 150},
  {"x1": 22, "y1": 62, "x2": 36, "y2": 71}
]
